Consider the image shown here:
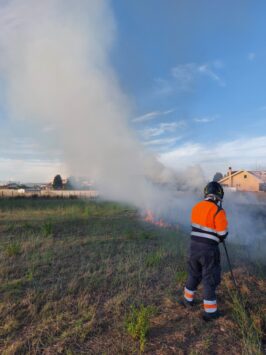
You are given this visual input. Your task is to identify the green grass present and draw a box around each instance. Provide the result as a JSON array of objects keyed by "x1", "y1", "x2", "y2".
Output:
[
  {"x1": 229, "y1": 292, "x2": 263, "y2": 355},
  {"x1": 175, "y1": 270, "x2": 188, "y2": 284},
  {"x1": 145, "y1": 249, "x2": 165, "y2": 267},
  {"x1": 0, "y1": 198, "x2": 183, "y2": 353},
  {"x1": 41, "y1": 220, "x2": 53, "y2": 237},
  {"x1": 4, "y1": 241, "x2": 22, "y2": 257},
  {"x1": 0, "y1": 198, "x2": 265, "y2": 354}
]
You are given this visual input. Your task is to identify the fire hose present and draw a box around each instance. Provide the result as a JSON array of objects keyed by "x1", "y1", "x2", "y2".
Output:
[{"x1": 222, "y1": 240, "x2": 243, "y2": 302}]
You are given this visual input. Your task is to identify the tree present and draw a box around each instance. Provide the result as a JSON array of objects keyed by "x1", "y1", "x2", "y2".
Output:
[
  {"x1": 213, "y1": 172, "x2": 223, "y2": 182},
  {"x1": 52, "y1": 174, "x2": 63, "y2": 190}
]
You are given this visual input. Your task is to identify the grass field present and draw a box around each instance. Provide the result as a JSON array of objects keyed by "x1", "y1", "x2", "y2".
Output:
[{"x1": 0, "y1": 199, "x2": 265, "y2": 354}]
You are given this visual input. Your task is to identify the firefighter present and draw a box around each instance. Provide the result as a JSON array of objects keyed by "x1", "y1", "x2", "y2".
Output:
[{"x1": 182, "y1": 181, "x2": 228, "y2": 321}]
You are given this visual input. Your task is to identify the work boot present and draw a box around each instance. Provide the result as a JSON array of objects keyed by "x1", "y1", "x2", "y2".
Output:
[
  {"x1": 178, "y1": 297, "x2": 194, "y2": 308},
  {"x1": 202, "y1": 310, "x2": 221, "y2": 322}
]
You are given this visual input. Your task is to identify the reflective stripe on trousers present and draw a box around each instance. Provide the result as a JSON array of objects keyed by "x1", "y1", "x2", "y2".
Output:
[
  {"x1": 184, "y1": 287, "x2": 194, "y2": 302},
  {"x1": 204, "y1": 299, "x2": 217, "y2": 313}
]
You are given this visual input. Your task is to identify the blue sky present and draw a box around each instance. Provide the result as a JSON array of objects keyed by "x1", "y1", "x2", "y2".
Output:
[
  {"x1": 110, "y1": 0, "x2": 266, "y2": 174},
  {"x1": 0, "y1": 0, "x2": 266, "y2": 181}
]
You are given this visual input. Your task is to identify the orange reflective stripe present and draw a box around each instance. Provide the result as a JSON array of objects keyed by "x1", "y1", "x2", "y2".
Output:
[
  {"x1": 204, "y1": 304, "x2": 217, "y2": 309},
  {"x1": 184, "y1": 288, "x2": 194, "y2": 301},
  {"x1": 185, "y1": 291, "x2": 193, "y2": 298}
]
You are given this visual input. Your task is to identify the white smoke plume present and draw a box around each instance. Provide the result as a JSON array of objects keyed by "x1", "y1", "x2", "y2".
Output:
[{"x1": 0, "y1": 0, "x2": 204, "y2": 220}]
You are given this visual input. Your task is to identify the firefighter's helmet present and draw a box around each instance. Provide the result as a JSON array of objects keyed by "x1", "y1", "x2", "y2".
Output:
[{"x1": 204, "y1": 181, "x2": 224, "y2": 200}]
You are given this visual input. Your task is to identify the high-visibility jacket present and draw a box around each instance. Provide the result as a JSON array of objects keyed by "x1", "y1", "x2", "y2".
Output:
[{"x1": 191, "y1": 198, "x2": 228, "y2": 245}]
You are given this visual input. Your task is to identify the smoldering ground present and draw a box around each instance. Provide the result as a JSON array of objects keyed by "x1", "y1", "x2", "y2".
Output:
[{"x1": 0, "y1": 0, "x2": 265, "y2": 264}]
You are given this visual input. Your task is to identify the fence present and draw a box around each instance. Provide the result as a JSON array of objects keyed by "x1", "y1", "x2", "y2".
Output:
[{"x1": 0, "y1": 189, "x2": 99, "y2": 199}]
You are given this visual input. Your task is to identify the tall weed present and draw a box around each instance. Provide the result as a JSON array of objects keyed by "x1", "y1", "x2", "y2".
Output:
[{"x1": 125, "y1": 304, "x2": 156, "y2": 352}]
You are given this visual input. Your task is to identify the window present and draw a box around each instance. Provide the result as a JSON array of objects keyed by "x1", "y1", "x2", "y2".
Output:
[{"x1": 244, "y1": 175, "x2": 247, "y2": 179}]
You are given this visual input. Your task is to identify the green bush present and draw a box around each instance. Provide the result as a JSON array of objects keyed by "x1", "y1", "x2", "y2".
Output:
[{"x1": 125, "y1": 304, "x2": 155, "y2": 352}]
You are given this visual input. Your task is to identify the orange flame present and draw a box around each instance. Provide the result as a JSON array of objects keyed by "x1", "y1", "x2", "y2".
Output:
[{"x1": 143, "y1": 210, "x2": 169, "y2": 228}]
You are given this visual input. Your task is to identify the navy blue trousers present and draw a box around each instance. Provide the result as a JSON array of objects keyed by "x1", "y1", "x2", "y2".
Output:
[{"x1": 185, "y1": 240, "x2": 221, "y2": 300}]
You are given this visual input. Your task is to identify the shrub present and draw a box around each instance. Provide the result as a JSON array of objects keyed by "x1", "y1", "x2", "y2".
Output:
[{"x1": 125, "y1": 304, "x2": 155, "y2": 352}]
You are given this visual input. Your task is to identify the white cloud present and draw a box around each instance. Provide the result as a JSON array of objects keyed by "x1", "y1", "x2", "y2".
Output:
[
  {"x1": 198, "y1": 64, "x2": 225, "y2": 87},
  {"x1": 171, "y1": 61, "x2": 225, "y2": 91},
  {"x1": 159, "y1": 136, "x2": 266, "y2": 177},
  {"x1": 193, "y1": 115, "x2": 218, "y2": 123},
  {"x1": 248, "y1": 52, "x2": 256, "y2": 61},
  {"x1": 140, "y1": 121, "x2": 186, "y2": 139},
  {"x1": 132, "y1": 109, "x2": 174, "y2": 123},
  {"x1": 144, "y1": 137, "x2": 181, "y2": 147}
]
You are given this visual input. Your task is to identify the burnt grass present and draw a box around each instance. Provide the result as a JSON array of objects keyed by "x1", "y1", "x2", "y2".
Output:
[{"x1": 0, "y1": 199, "x2": 265, "y2": 354}]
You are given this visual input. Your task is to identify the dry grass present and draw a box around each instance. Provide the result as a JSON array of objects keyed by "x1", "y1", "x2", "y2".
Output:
[{"x1": 0, "y1": 198, "x2": 265, "y2": 354}]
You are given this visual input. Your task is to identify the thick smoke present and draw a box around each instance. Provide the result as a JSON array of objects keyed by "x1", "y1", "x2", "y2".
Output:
[
  {"x1": 0, "y1": 1, "x2": 265, "y2": 263},
  {"x1": 0, "y1": 0, "x2": 204, "y2": 221}
]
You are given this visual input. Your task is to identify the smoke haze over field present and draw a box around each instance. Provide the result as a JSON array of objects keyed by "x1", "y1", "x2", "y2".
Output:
[{"x1": 222, "y1": 192, "x2": 266, "y2": 263}]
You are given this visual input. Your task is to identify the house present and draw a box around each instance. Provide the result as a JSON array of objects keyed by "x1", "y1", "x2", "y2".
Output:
[{"x1": 219, "y1": 167, "x2": 266, "y2": 192}]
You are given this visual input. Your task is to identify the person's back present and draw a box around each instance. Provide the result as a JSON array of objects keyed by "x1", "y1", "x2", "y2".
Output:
[
  {"x1": 191, "y1": 199, "x2": 228, "y2": 245},
  {"x1": 181, "y1": 181, "x2": 228, "y2": 321}
]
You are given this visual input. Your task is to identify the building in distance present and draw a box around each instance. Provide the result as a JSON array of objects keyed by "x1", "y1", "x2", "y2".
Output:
[{"x1": 219, "y1": 167, "x2": 266, "y2": 192}]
